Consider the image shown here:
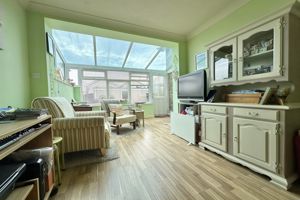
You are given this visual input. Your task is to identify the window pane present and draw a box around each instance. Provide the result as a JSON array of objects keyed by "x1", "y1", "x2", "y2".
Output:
[
  {"x1": 55, "y1": 50, "x2": 65, "y2": 80},
  {"x1": 125, "y1": 43, "x2": 160, "y2": 69},
  {"x1": 83, "y1": 71, "x2": 105, "y2": 78},
  {"x1": 52, "y1": 30, "x2": 95, "y2": 65},
  {"x1": 131, "y1": 73, "x2": 149, "y2": 80},
  {"x1": 68, "y1": 69, "x2": 78, "y2": 85},
  {"x1": 82, "y1": 80, "x2": 107, "y2": 104},
  {"x1": 131, "y1": 81, "x2": 149, "y2": 87},
  {"x1": 108, "y1": 81, "x2": 129, "y2": 101},
  {"x1": 96, "y1": 37, "x2": 130, "y2": 67},
  {"x1": 148, "y1": 49, "x2": 167, "y2": 71},
  {"x1": 107, "y1": 71, "x2": 129, "y2": 80},
  {"x1": 131, "y1": 88, "x2": 149, "y2": 103},
  {"x1": 153, "y1": 76, "x2": 165, "y2": 97}
]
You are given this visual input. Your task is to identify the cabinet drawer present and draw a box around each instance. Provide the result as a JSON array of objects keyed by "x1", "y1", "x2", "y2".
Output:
[
  {"x1": 202, "y1": 105, "x2": 227, "y2": 115},
  {"x1": 233, "y1": 108, "x2": 279, "y2": 121}
]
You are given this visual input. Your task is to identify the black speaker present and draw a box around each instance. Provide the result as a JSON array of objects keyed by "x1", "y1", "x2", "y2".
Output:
[{"x1": 19, "y1": 158, "x2": 47, "y2": 200}]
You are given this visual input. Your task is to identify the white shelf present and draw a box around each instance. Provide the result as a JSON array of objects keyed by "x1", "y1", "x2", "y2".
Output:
[
  {"x1": 244, "y1": 49, "x2": 273, "y2": 59},
  {"x1": 6, "y1": 185, "x2": 33, "y2": 200}
]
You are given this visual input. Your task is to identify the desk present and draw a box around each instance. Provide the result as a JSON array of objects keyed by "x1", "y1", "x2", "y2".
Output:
[{"x1": 72, "y1": 105, "x2": 92, "y2": 111}]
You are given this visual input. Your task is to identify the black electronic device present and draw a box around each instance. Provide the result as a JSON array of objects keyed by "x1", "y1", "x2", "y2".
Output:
[
  {"x1": 206, "y1": 89, "x2": 217, "y2": 103},
  {"x1": 0, "y1": 128, "x2": 36, "y2": 151},
  {"x1": 19, "y1": 158, "x2": 47, "y2": 200},
  {"x1": 0, "y1": 163, "x2": 26, "y2": 200},
  {"x1": 177, "y1": 69, "x2": 207, "y2": 101},
  {"x1": 0, "y1": 123, "x2": 49, "y2": 151}
]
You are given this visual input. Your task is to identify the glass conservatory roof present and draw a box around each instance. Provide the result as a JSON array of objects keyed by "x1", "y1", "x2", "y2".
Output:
[{"x1": 52, "y1": 29, "x2": 169, "y2": 71}]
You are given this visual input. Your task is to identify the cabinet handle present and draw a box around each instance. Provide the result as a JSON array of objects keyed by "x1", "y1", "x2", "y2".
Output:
[
  {"x1": 223, "y1": 133, "x2": 226, "y2": 137},
  {"x1": 239, "y1": 57, "x2": 244, "y2": 62},
  {"x1": 210, "y1": 108, "x2": 217, "y2": 112},
  {"x1": 248, "y1": 112, "x2": 259, "y2": 117},
  {"x1": 234, "y1": 136, "x2": 238, "y2": 141}
]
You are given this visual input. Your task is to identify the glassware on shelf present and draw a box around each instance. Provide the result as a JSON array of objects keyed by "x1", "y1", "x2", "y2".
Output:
[{"x1": 242, "y1": 29, "x2": 274, "y2": 77}]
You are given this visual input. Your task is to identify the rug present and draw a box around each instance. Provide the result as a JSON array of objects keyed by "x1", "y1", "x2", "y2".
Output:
[{"x1": 64, "y1": 143, "x2": 119, "y2": 169}]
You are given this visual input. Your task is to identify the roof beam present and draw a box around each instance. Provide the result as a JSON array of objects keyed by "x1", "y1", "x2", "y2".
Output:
[
  {"x1": 122, "y1": 42, "x2": 133, "y2": 68},
  {"x1": 145, "y1": 48, "x2": 161, "y2": 69}
]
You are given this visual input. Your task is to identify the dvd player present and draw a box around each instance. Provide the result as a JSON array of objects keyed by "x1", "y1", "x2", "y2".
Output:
[{"x1": 0, "y1": 163, "x2": 26, "y2": 200}]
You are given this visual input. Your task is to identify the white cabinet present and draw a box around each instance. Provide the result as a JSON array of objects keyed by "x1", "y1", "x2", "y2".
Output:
[
  {"x1": 199, "y1": 103, "x2": 300, "y2": 189},
  {"x1": 171, "y1": 112, "x2": 196, "y2": 144},
  {"x1": 233, "y1": 117, "x2": 279, "y2": 173},
  {"x1": 170, "y1": 102, "x2": 199, "y2": 144},
  {"x1": 209, "y1": 18, "x2": 284, "y2": 85},
  {"x1": 201, "y1": 113, "x2": 227, "y2": 152},
  {"x1": 237, "y1": 18, "x2": 282, "y2": 81}
]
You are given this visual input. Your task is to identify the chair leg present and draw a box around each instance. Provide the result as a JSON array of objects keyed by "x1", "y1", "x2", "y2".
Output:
[
  {"x1": 100, "y1": 148, "x2": 107, "y2": 156},
  {"x1": 116, "y1": 125, "x2": 120, "y2": 135},
  {"x1": 133, "y1": 121, "x2": 136, "y2": 130}
]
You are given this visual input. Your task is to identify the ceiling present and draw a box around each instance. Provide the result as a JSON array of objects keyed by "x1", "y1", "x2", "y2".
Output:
[{"x1": 20, "y1": 0, "x2": 250, "y2": 40}]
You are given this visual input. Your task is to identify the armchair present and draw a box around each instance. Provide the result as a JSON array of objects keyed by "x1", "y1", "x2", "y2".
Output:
[
  {"x1": 32, "y1": 97, "x2": 111, "y2": 158},
  {"x1": 100, "y1": 99, "x2": 136, "y2": 134}
]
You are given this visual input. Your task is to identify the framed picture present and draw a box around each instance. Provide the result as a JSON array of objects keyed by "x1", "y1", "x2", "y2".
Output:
[
  {"x1": 46, "y1": 32, "x2": 54, "y2": 56},
  {"x1": 195, "y1": 51, "x2": 208, "y2": 70}
]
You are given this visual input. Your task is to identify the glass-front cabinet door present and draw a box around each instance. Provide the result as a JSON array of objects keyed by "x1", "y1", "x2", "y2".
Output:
[
  {"x1": 210, "y1": 38, "x2": 237, "y2": 84},
  {"x1": 237, "y1": 18, "x2": 282, "y2": 81}
]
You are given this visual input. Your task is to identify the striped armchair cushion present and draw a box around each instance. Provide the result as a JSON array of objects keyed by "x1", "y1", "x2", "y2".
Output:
[{"x1": 32, "y1": 97, "x2": 65, "y2": 118}]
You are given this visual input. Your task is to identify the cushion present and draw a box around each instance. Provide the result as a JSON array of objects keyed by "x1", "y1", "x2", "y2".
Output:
[
  {"x1": 108, "y1": 104, "x2": 124, "y2": 116},
  {"x1": 51, "y1": 97, "x2": 75, "y2": 117},
  {"x1": 108, "y1": 114, "x2": 136, "y2": 125}
]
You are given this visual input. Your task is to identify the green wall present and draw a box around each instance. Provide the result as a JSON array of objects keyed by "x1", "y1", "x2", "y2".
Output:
[
  {"x1": 73, "y1": 86, "x2": 82, "y2": 102},
  {"x1": 0, "y1": 0, "x2": 31, "y2": 108},
  {"x1": 140, "y1": 103, "x2": 155, "y2": 118},
  {"x1": 27, "y1": 11, "x2": 49, "y2": 99},
  {"x1": 187, "y1": 0, "x2": 295, "y2": 73},
  {"x1": 52, "y1": 79, "x2": 74, "y2": 102}
]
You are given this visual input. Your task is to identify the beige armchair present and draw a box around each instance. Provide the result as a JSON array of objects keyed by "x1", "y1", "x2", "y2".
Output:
[
  {"x1": 32, "y1": 97, "x2": 111, "y2": 157},
  {"x1": 100, "y1": 99, "x2": 136, "y2": 134}
]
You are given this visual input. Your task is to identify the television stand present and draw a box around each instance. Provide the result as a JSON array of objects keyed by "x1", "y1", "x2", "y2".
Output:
[{"x1": 170, "y1": 101, "x2": 200, "y2": 144}]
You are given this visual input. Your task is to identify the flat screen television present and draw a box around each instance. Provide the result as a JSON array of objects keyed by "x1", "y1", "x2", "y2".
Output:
[{"x1": 177, "y1": 70, "x2": 207, "y2": 101}]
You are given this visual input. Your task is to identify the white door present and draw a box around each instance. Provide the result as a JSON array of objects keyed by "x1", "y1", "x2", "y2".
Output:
[
  {"x1": 153, "y1": 75, "x2": 169, "y2": 116},
  {"x1": 233, "y1": 117, "x2": 279, "y2": 173},
  {"x1": 201, "y1": 113, "x2": 227, "y2": 152}
]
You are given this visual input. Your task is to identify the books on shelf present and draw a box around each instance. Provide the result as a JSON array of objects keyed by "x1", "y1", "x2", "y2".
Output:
[{"x1": 0, "y1": 108, "x2": 48, "y2": 121}]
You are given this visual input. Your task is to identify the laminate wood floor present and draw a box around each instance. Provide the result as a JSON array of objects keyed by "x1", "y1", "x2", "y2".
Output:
[{"x1": 51, "y1": 117, "x2": 300, "y2": 200}]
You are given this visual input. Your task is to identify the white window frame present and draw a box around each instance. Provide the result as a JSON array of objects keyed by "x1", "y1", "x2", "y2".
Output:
[{"x1": 65, "y1": 64, "x2": 166, "y2": 104}]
